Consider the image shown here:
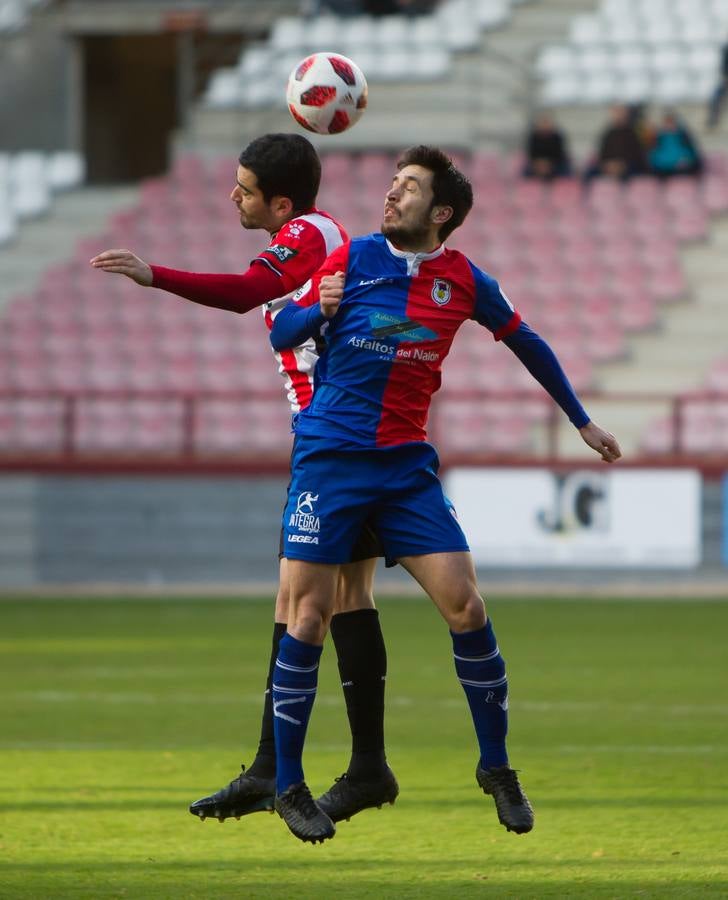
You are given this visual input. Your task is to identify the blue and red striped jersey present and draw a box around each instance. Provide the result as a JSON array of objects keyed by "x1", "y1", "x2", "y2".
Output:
[{"x1": 289, "y1": 233, "x2": 522, "y2": 448}]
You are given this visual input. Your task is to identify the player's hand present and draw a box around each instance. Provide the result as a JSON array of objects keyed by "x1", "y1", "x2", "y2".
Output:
[
  {"x1": 319, "y1": 271, "x2": 345, "y2": 319},
  {"x1": 89, "y1": 249, "x2": 153, "y2": 286},
  {"x1": 579, "y1": 421, "x2": 622, "y2": 463}
]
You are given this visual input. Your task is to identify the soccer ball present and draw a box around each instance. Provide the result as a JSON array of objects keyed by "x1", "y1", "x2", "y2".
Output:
[{"x1": 286, "y1": 52, "x2": 368, "y2": 135}]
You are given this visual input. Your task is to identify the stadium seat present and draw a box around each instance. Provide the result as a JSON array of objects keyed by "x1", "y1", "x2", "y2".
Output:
[
  {"x1": 0, "y1": 397, "x2": 65, "y2": 452},
  {"x1": 47, "y1": 151, "x2": 85, "y2": 191},
  {"x1": 4, "y1": 144, "x2": 727, "y2": 459}
]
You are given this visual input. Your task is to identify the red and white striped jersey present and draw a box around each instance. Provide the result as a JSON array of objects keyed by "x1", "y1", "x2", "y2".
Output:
[{"x1": 257, "y1": 208, "x2": 347, "y2": 413}]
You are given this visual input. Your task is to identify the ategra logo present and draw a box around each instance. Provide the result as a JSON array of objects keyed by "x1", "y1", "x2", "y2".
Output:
[
  {"x1": 296, "y1": 491, "x2": 318, "y2": 514},
  {"x1": 288, "y1": 491, "x2": 321, "y2": 537}
]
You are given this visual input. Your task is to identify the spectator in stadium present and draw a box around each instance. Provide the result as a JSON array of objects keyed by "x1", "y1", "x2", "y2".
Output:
[
  {"x1": 267, "y1": 145, "x2": 622, "y2": 843},
  {"x1": 583, "y1": 103, "x2": 648, "y2": 182},
  {"x1": 522, "y1": 111, "x2": 572, "y2": 180},
  {"x1": 707, "y1": 37, "x2": 728, "y2": 130},
  {"x1": 648, "y1": 110, "x2": 704, "y2": 179},
  {"x1": 90, "y1": 133, "x2": 398, "y2": 829}
]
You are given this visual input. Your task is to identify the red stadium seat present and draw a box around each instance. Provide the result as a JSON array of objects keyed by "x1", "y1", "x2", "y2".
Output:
[{"x1": 0, "y1": 397, "x2": 66, "y2": 453}]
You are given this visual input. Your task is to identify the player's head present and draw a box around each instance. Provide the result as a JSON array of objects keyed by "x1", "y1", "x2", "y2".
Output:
[
  {"x1": 231, "y1": 133, "x2": 321, "y2": 232},
  {"x1": 382, "y1": 145, "x2": 473, "y2": 248}
]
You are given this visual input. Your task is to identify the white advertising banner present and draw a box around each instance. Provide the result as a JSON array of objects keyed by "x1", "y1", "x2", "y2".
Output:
[{"x1": 445, "y1": 468, "x2": 702, "y2": 568}]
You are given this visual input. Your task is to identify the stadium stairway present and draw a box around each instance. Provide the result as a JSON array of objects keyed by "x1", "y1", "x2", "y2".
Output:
[
  {"x1": 0, "y1": 183, "x2": 138, "y2": 311},
  {"x1": 556, "y1": 210, "x2": 728, "y2": 458}
]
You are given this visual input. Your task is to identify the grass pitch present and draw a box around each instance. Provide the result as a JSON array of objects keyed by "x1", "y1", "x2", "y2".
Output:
[{"x1": 1, "y1": 595, "x2": 727, "y2": 899}]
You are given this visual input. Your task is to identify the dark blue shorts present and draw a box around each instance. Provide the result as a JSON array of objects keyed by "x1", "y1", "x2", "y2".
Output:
[{"x1": 283, "y1": 437, "x2": 469, "y2": 564}]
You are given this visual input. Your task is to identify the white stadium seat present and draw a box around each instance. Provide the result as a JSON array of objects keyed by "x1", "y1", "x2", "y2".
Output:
[
  {"x1": 570, "y1": 15, "x2": 604, "y2": 46},
  {"x1": 680, "y1": 18, "x2": 716, "y2": 43},
  {"x1": 238, "y1": 46, "x2": 273, "y2": 78},
  {"x1": 410, "y1": 17, "x2": 439, "y2": 47},
  {"x1": 536, "y1": 45, "x2": 577, "y2": 78},
  {"x1": 613, "y1": 45, "x2": 650, "y2": 77},
  {"x1": 477, "y1": 0, "x2": 510, "y2": 31},
  {"x1": 47, "y1": 151, "x2": 85, "y2": 191},
  {"x1": 540, "y1": 74, "x2": 582, "y2": 105},
  {"x1": 616, "y1": 71, "x2": 653, "y2": 103},
  {"x1": 687, "y1": 43, "x2": 722, "y2": 76},
  {"x1": 203, "y1": 69, "x2": 242, "y2": 109},
  {"x1": 577, "y1": 47, "x2": 615, "y2": 77},
  {"x1": 374, "y1": 15, "x2": 409, "y2": 49},
  {"x1": 581, "y1": 72, "x2": 619, "y2": 104},
  {"x1": 642, "y1": 20, "x2": 682, "y2": 46},
  {"x1": 652, "y1": 70, "x2": 693, "y2": 103},
  {"x1": 341, "y1": 15, "x2": 377, "y2": 50},
  {"x1": 0, "y1": 203, "x2": 17, "y2": 245},
  {"x1": 607, "y1": 20, "x2": 643, "y2": 44},
  {"x1": 410, "y1": 47, "x2": 450, "y2": 82},
  {"x1": 10, "y1": 152, "x2": 49, "y2": 219},
  {"x1": 270, "y1": 17, "x2": 306, "y2": 51},
  {"x1": 306, "y1": 15, "x2": 340, "y2": 49},
  {"x1": 649, "y1": 45, "x2": 687, "y2": 75}
]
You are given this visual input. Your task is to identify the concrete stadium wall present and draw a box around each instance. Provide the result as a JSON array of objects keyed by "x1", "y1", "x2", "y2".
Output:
[
  {"x1": 0, "y1": 474, "x2": 725, "y2": 591},
  {"x1": 0, "y1": 475, "x2": 288, "y2": 587}
]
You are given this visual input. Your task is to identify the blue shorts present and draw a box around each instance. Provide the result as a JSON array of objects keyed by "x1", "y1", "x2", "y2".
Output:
[{"x1": 283, "y1": 437, "x2": 469, "y2": 564}]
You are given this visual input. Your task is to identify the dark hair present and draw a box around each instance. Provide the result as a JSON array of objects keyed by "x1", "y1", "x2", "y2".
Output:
[
  {"x1": 396, "y1": 145, "x2": 473, "y2": 240},
  {"x1": 238, "y1": 133, "x2": 321, "y2": 213}
]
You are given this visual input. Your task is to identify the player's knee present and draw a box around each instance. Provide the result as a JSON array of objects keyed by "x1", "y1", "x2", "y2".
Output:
[
  {"x1": 291, "y1": 603, "x2": 333, "y2": 644},
  {"x1": 444, "y1": 591, "x2": 486, "y2": 633}
]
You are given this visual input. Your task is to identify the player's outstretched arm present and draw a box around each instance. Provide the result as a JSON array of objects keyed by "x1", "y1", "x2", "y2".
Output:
[
  {"x1": 578, "y1": 421, "x2": 622, "y2": 463},
  {"x1": 90, "y1": 249, "x2": 153, "y2": 285},
  {"x1": 89, "y1": 250, "x2": 284, "y2": 314}
]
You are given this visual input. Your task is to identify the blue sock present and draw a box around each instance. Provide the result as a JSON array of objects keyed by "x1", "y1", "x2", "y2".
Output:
[
  {"x1": 272, "y1": 633, "x2": 322, "y2": 794},
  {"x1": 451, "y1": 619, "x2": 509, "y2": 769}
]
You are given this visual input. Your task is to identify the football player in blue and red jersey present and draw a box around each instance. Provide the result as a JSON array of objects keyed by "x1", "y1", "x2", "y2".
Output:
[
  {"x1": 269, "y1": 145, "x2": 621, "y2": 843},
  {"x1": 91, "y1": 134, "x2": 398, "y2": 828}
]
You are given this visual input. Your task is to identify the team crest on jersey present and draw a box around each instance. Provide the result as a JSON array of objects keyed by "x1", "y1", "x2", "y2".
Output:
[
  {"x1": 264, "y1": 244, "x2": 298, "y2": 264},
  {"x1": 287, "y1": 222, "x2": 306, "y2": 238},
  {"x1": 431, "y1": 279, "x2": 452, "y2": 306}
]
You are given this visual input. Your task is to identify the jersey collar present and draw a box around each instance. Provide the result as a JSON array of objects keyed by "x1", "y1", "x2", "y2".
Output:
[{"x1": 385, "y1": 238, "x2": 444, "y2": 275}]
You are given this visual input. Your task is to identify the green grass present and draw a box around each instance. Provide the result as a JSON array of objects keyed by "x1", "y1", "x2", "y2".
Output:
[{"x1": 1, "y1": 596, "x2": 727, "y2": 899}]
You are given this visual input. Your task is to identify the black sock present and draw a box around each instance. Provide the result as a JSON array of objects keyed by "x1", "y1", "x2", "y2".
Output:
[
  {"x1": 246, "y1": 621, "x2": 286, "y2": 779},
  {"x1": 330, "y1": 608, "x2": 388, "y2": 780}
]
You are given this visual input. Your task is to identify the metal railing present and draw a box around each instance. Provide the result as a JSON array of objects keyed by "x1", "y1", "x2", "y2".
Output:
[{"x1": 2, "y1": 388, "x2": 728, "y2": 472}]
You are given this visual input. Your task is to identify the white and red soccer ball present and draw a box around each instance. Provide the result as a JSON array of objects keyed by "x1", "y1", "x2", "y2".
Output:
[{"x1": 286, "y1": 52, "x2": 368, "y2": 135}]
